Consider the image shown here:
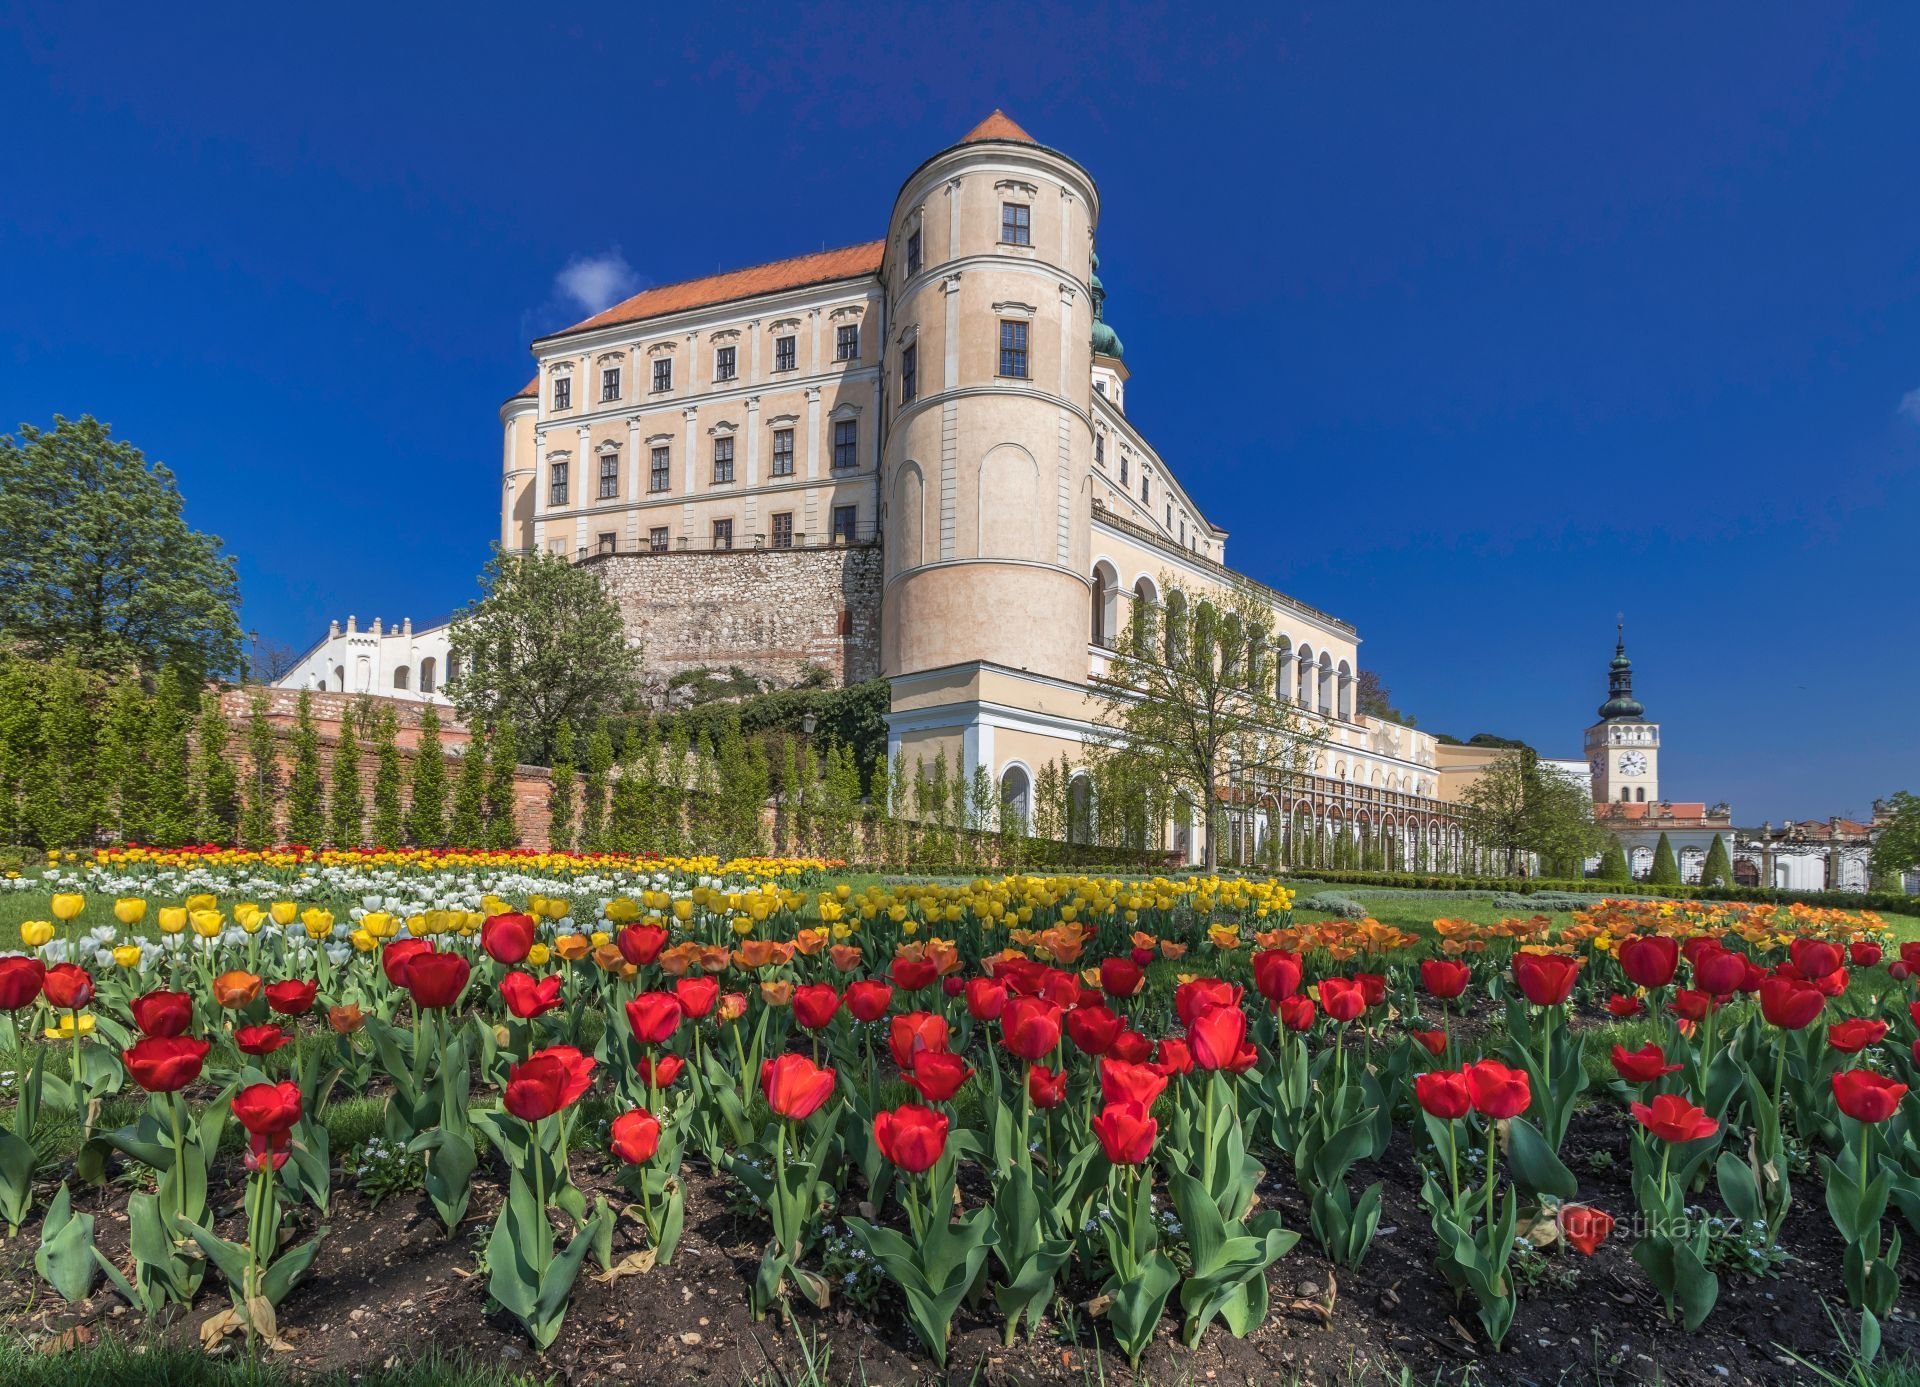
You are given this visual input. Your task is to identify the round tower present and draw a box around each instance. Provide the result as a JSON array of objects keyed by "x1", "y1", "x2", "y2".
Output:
[{"x1": 879, "y1": 111, "x2": 1098, "y2": 683}]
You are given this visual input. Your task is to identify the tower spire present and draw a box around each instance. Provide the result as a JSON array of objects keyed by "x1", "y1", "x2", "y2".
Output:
[{"x1": 1598, "y1": 621, "x2": 1645, "y2": 721}]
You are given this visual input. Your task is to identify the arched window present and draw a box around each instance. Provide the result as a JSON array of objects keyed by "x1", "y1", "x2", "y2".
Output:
[
  {"x1": 1090, "y1": 561, "x2": 1120, "y2": 649},
  {"x1": 1272, "y1": 637, "x2": 1292, "y2": 701},
  {"x1": 1247, "y1": 630, "x2": 1266, "y2": 692},
  {"x1": 1295, "y1": 645, "x2": 1314, "y2": 706},
  {"x1": 1620, "y1": 788, "x2": 1630, "y2": 802},
  {"x1": 445, "y1": 653, "x2": 460, "y2": 683},
  {"x1": 393, "y1": 666, "x2": 410, "y2": 691},
  {"x1": 1164, "y1": 591, "x2": 1188, "y2": 666},
  {"x1": 1000, "y1": 765, "x2": 1032, "y2": 833},
  {"x1": 334, "y1": 665, "x2": 345, "y2": 690},
  {"x1": 1635, "y1": 787, "x2": 1646, "y2": 803},
  {"x1": 1216, "y1": 611, "x2": 1242, "y2": 684},
  {"x1": 1317, "y1": 653, "x2": 1334, "y2": 714},
  {"x1": 316, "y1": 679, "x2": 326, "y2": 691},
  {"x1": 419, "y1": 657, "x2": 437, "y2": 695},
  {"x1": 1131, "y1": 577, "x2": 1157, "y2": 649},
  {"x1": 1337, "y1": 661, "x2": 1353, "y2": 720}
]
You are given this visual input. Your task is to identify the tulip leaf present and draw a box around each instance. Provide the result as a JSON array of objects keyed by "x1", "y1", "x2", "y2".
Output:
[
  {"x1": 34, "y1": 1182, "x2": 97, "y2": 1302},
  {"x1": 1506, "y1": 1116, "x2": 1577, "y2": 1200},
  {"x1": 1104, "y1": 1250, "x2": 1180, "y2": 1367},
  {"x1": 1716, "y1": 1151, "x2": 1762, "y2": 1226},
  {"x1": 259, "y1": 1228, "x2": 328, "y2": 1306},
  {"x1": 0, "y1": 1128, "x2": 37, "y2": 1230}
]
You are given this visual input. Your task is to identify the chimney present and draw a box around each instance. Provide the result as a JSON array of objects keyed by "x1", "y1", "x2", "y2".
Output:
[
  {"x1": 347, "y1": 615, "x2": 358, "y2": 634},
  {"x1": 371, "y1": 617, "x2": 383, "y2": 636},
  {"x1": 329, "y1": 619, "x2": 340, "y2": 638},
  {"x1": 402, "y1": 617, "x2": 413, "y2": 637}
]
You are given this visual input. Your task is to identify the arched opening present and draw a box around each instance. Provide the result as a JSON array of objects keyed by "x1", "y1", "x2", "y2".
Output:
[
  {"x1": 1090, "y1": 561, "x2": 1120, "y2": 649},
  {"x1": 1247, "y1": 630, "x2": 1266, "y2": 692},
  {"x1": 1337, "y1": 661, "x2": 1353, "y2": 720},
  {"x1": 1131, "y1": 577, "x2": 1158, "y2": 649},
  {"x1": 1164, "y1": 591, "x2": 1188, "y2": 666},
  {"x1": 1635, "y1": 787, "x2": 1646, "y2": 802},
  {"x1": 999, "y1": 765, "x2": 1032, "y2": 834},
  {"x1": 1317, "y1": 653, "x2": 1333, "y2": 715},
  {"x1": 1216, "y1": 611, "x2": 1243, "y2": 684},
  {"x1": 1295, "y1": 645, "x2": 1314, "y2": 706},
  {"x1": 333, "y1": 665, "x2": 346, "y2": 690},
  {"x1": 419, "y1": 657, "x2": 437, "y2": 695},
  {"x1": 1272, "y1": 637, "x2": 1292, "y2": 702},
  {"x1": 393, "y1": 666, "x2": 410, "y2": 692}
]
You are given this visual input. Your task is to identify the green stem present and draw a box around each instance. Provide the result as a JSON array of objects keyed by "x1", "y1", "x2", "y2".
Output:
[
  {"x1": 1201, "y1": 1073, "x2": 1216, "y2": 1195},
  {"x1": 531, "y1": 1116, "x2": 552, "y2": 1275},
  {"x1": 170, "y1": 1094, "x2": 189, "y2": 1226},
  {"x1": 1483, "y1": 1118, "x2": 1497, "y2": 1229}
]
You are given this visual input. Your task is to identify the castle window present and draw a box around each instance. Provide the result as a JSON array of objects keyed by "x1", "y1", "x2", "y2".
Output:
[
  {"x1": 419, "y1": 657, "x2": 437, "y2": 694},
  {"x1": 771, "y1": 512, "x2": 794, "y2": 549},
  {"x1": 998, "y1": 320, "x2": 1029, "y2": 379},
  {"x1": 905, "y1": 228, "x2": 922, "y2": 277},
  {"x1": 1141, "y1": 470, "x2": 1150, "y2": 504},
  {"x1": 600, "y1": 367, "x2": 620, "y2": 402},
  {"x1": 598, "y1": 453, "x2": 619, "y2": 499},
  {"x1": 649, "y1": 445, "x2": 670, "y2": 493},
  {"x1": 712, "y1": 518, "x2": 733, "y2": 550},
  {"x1": 900, "y1": 344, "x2": 917, "y2": 404},
  {"x1": 549, "y1": 461, "x2": 568, "y2": 507},
  {"x1": 651, "y1": 359, "x2": 672, "y2": 392},
  {"x1": 1636, "y1": 787, "x2": 1646, "y2": 802},
  {"x1": 1094, "y1": 432, "x2": 1104, "y2": 466},
  {"x1": 1119, "y1": 452, "x2": 1129, "y2": 485},
  {"x1": 833, "y1": 419, "x2": 858, "y2": 470},
  {"x1": 597, "y1": 531, "x2": 617, "y2": 554},
  {"x1": 1001, "y1": 202, "x2": 1031, "y2": 246},
  {"x1": 835, "y1": 324, "x2": 859, "y2": 361},
  {"x1": 715, "y1": 345, "x2": 737, "y2": 382},
  {"x1": 648, "y1": 526, "x2": 668, "y2": 553},
  {"x1": 774, "y1": 335, "x2": 796, "y2": 371},
  {"x1": 833, "y1": 504, "x2": 858, "y2": 543},
  {"x1": 771, "y1": 428, "x2": 795, "y2": 477},
  {"x1": 712, "y1": 435, "x2": 735, "y2": 484},
  {"x1": 552, "y1": 377, "x2": 571, "y2": 411},
  {"x1": 393, "y1": 666, "x2": 409, "y2": 691}
]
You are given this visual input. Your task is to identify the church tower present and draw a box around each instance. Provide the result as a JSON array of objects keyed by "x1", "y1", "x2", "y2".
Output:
[{"x1": 1584, "y1": 625, "x2": 1660, "y2": 805}]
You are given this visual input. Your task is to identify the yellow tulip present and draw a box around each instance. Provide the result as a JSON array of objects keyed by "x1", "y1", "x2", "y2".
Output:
[
  {"x1": 113, "y1": 897, "x2": 148, "y2": 926},
  {"x1": 190, "y1": 910, "x2": 224, "y2": 938},
  {"x1": 270, "y1": 901, "x2": 299, "y2": 926},
  {"x1": 361, "y1": 911, "x2": 394, "y2": 937},
  {"x1": 184, "y1": 893, "x2": 216, "y2": 913},
  {"x1": 302, "y1": 907, "x2": 334, "y2": 939},
  {"x1": 236, "y1": 904, "x2": 265, "y2": 934},
  {"x1": 44, "y1": 1012, "x2": 95, "y2": 1040},
  {"x1": 157, "y1": 906, "x2": 187, "y2": 935},
  {"x1": 49, "y1": 892, "x2": 85, "y2": 921},
  {"x1": 542, "y1": 898, "x2": 571, "y2": 921},
  {"x1": 350, "y1": 928, "x2": 377, "y2": 952},
  {"x1": 407, "y1": 914, "x2": 431, "y2": 937},
  {"x1": 112, "y1": 944, "x2": 143, "y2": 969},
  {"x1": 672, "y1": 900, "x2": 694, "y2": 923},
  {"x1": 589, "y1": 930, "x2": 611, "y2": 948},
  {"x1": 20, "y1": 920, "x2": 54, "y2": 948},
  {"x1": 528, "y1": 942, "x2": 552, "y2": 967}
]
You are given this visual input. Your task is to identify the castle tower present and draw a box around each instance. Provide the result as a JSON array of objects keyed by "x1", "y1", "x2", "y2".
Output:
[
  {"x1": 1584, "y1": 623, "x2": 1660, "y2": 805},
  {"x1": 879, "y1": 111, "x2": 1098, "y2": 683}
]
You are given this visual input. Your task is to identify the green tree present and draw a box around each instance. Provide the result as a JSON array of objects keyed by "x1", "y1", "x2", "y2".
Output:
[
  {"x1": 1459, "y1": 749, "x2": 1607, "y2": 877},
  {"x1": 547, "y1": 718, "x2": 577, "y2": 853},
  {"x1": 406, "y1": 705, "x2": 449, "y2": 847},
  {"x1": 286, "y1": 689, "x2": 326, "y2": 846},
  {"x1": 485, "y1": 722, "x2": 519, "y2": 849},
  {"x1": 1089, "y1": 576, "x2": 1323, "y2": 869},
  {"x1": 822, "y1": 741, "x2": 862, "y2": 863},
  {"x1": 1596, "y1": 838, "x2": 1630, "y2": 883},
  {"x1": 98, "y1": 675, "x2": 151, "y2": 843},
  {"x1": 607, "y1": 725, "x2": 646, "y2": 853},
  {"x1": 329, "y1": 701, "x2": 363, "y2": 848},
  {"x1": 580, "y1": 720, "x2": 613, "y2": 852},
  {"x1": 0, "y1": 656, "x2": 43, "y2": 845},
  {"x1": 450, "y1": 725, "x2": 488, "y2": 846},
  {"x1": 1649, "y1": 832, "x2": 1680, "y2": 886},
  {"x1": 369, "y1": 703, "x2": 405, "y2": 847},
  {"x1": 1871, "y1": 793, "x2": 1920, "y2": 889},
  {"x1": 32, "y1": 661, "x2": 102, "y2": 848},
  {"x1": 1354, "y1": 669, "x2": 1416, "y2": 727},
  {"x1": 143, "y1": 666, "x2": 196, "y2": 845},
  {"x1": 238, "y1": 691, "x2": 279, "y2": 849},
  {"x1": 0, "y1": 415, "x2": 243, "y2": 679},
  {"x1": 447, "y1": 547, "x2": 642, "y2": 764},
  {"x1": 193, "y1": 691, "x2": 239, "y2": 844},
  {"x1": 1699, "y1": 834, "x2": 1735, "y2": 890}
]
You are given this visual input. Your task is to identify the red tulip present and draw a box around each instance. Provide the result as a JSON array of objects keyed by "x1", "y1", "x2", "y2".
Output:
[
  {"x1": 1154, "y1": 1036, "x2": 1194, "y2": 1076},
  {"x1": 1099, "y1": 1057, "x2": 1168, "y2": 1109},
  {"x1": 1631, "y1": 1092, "x2": 1718, "y2": 1143},
  {"x1": 792, "y1": 983, "x2": 841, "y2": 1030},
  {"x1": 1414, "y1": 1068, "x2": 1471, "y2": 1120},
  {"x1": 1109, "y1": 1029, "x2": 1153, "y2": 1063},
  {"x1": 1254, "y1": 950, "x2": 1305, "y2": 1002},
  {"x1": 1279, "y1": 995, "x2": 1317, "y2": 1031},
  {"x1": 1099, "y1": 957, "x2": 1144, "y2": 999},
  {"x1": 1000, "y1": 997, "x2": 1063, "y2": 1060},
  {"x1": 1829, "y1": 1018, "x2": 1889, "y2": 1055},
  {"x1": 1465, "y1": 1059, "x2": 1532, "y2": 1119},
  {"x1": 1611, "y1": 1042, "x2": 1681, "y2": 1084},
  {"x1": 889, "y1": 1011, "x2": 950, "y2": 1069},
  {"x1": 1758, "y1": 976, "x2": 1825, "y2": 1030},
  {"x1": 616, "y1": 923, "x2": 668, "y2": 967},
  {"x1": 844, "y1": 979, "x2": 894, "y2": 1022},
  {"x1": 130, "y1": 988, "x2": 193, "y2": 1038},
  {"x1": 761, "y1": 1053, "x2": 838, "y2": 1120},
  {"x1": 501, "y1": 970, "x2": 565, "y2": 1019},
  {"x1": 1174, "y1": 979, "x2": 1242, "y2": 1026},
  {"x1": 1691, "y1": 948, "x2": 1745, "y2": 997},
  {"x1": 481, "y1": 912, "x2": 537, "y2": 965},
  {"x1": 1833, "y1": 1069, "x2": 1909, "y2": 1123},
  {"x1": 1419, "y1": 959, "x2": 1471, "y2": 1000},
  {"x1": 1188, "y1": 1005, "x2": 1257, "y2": 1072},
  {"x1": 1512, "y1": 952, "x2": 1579, "y2": 1007},
  {"x1": 1850, "y1": 941, "x2": 1884, "y2": 968},
  {"x1": 625, "y1": 991, "x2": 683, "y2": 1045},
  {"x1": 505, "y1": 1045, "x2": 596, "y2": 1121},
  {"x1": 1604, "y1": 993, "x2": 1645, "y2": 1018},
  {"x1": 43, "y1": 962, "x2": 93, "y2": 1011},
  {"x1": 1667, "y1": 989, "x2": 1715, "y2": 1023},
  {"x1": 942, "y1": 976, "x2": 964, "y2": 999},
  {"x1": 1412, "y1": 1029, "x2": 1447, "y2": 1057},
  {"x1": 904, "y1": 1050, "x2": 974, "y2": 1103},
  {"x1": 610, "y1": 1108, "x2": 661, "y2": 1163},
  {"x1": 403, "y1": 951, "x2": 471, "y2": 1009},
  {"x1": 1902, "y1": 941, "x2": 1920, "y2": 971},
  {"x1": 1317, "y1": 977, "x2": 1366, "y2": 1022},
  {"x1": 636, "y1": 1052, "x2": 684, "y2": 1088},
  {"x1": 1066, "y1": 1003, "x2": 1125, "y2": 1056},
  {"x1": 1789, "y1": 938, "x2": 1844, "y2": 981},
  {"x1": 382, "y1": 937, "x2": 434, "y2": 987},
  {"x1": 123, "y1": 1035, "x2": 211, "y2": 1093},
  {"x1": 964, "y1": 977, "x2": 1007, "y2": 1022},
  {"x1": 231, "y1": 1079, "x2": 303, "y2": 1139},
  {"x1": 874, "y1": 1103, "x2": 949, "y2": 1173},
  {"x1": 1618, "y1": 935, "x2": 1679, "y2": 989},
  {"x1": 674, "y1": 976, "x2": 719, "y2": 1019},
  {"x1": 1559, "y1": 1204, "x2": 1614, "y2": 1255},
  {"x1": 1027, "y1": 1064, "x2": 1068, "y2": 1108},
  {"x1": 235, "y1": 1023, "x2": 289, "y2": 1055},
  {"x1": 1355, "y1": 972, "x2": 1387, "y2": 1007},
  {"x1": 890, "y1": 956, "x2": 939, "y2": 992},
  {"x1": 0, "y1": 957, "x2": 45, "y2": 1011},
  {"x1": 1813, "y1": 966, "x2": 1851, "y2": 998},
  {"x1": 265, "y1": 979, "x2": 318, "y2": 1016},
  {"x1": 1091, "y1": 1100, "x2": 1158, "y2": 1165}
]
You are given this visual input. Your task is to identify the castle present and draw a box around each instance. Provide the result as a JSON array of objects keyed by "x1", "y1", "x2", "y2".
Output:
[{"x1": 493, "y1": 111, "x2": 1464, "y2": 864}]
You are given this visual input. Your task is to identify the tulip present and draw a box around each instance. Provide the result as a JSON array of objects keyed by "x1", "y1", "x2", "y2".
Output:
[
  {"x1": 1411, "y1": 1029, "x2": 1447, "y2": 1057},
  {"x1": 231, "y1": 1080, "x2": 304, "y2": 1168},
  {"x1": 1850, "y1": 940, "x2": 1884, "y2": 968},
  {"x1": 1604, "y1": 993, "x2": 1645, "y2": 1018},
  {"x1": 112, "y1": 944, "x2": 143, "y2": 969},
  {"x1": 0, "y1": 957, "x2": 45, "y2": 1012},
  {"x1": 1667, "y1": 989, "x2": 1714, "y2": 1023},
  {"x1": 1789, "y1": 938, "x2": 1844, "y2": 981},
  {"x1": 888, "y1": 1012, "x2": 949, "y2": 1069},
  {"x1": 1355, "y1": 972, "x2": 1387, "y2": 1007},
  {"x1": 235, "y1": 1023, "x2": 289, "y2": 1056},
  {"x1": 270, "y1": 901, "x2": 299, "y2": 927},
  {"x1": 43, "y1": 962, "x2": 93, "y2": 1011},
  {"x1": 1611, "y1": 1042, "x2": 1681, "y2": 1085},
  {"x1": 1000, "y1": 997, "x2": 1063, "y2": 1060},
  {"x1": 610, "y1": 1108, "x2": 661, "y2": 1164},
  {"x1": 1618, "y1": 935, "x2": 1679, "y2": 989},
  {"x1": 19, "y1": 920, "x2": 53, "y2": 949},
  {"x1": 189, "y1": 910, "x2": 223, "y2": 939},
  {"x1": 50, "y1": 893, "x2": 85, "y2": 922},
  {"x1": 327, "y1": 1004, "x2": 365, "y2": 1034},
  {"x1": 1464, "y1": 1059, "x2": 1531, "y2": 1119},
  {"x1": 844, "y1": 979, "x2": 894, "y2": 1022},
  {"x1": 481, "y1": 912, "x2": 537, "y2": 965},
  {"x1": 1832, "y1": 1069, "x2": 1909, "y2": 1123},
  {"x1": 1512, "y1": 952, "x2": 1579, "y2": 1007},
  {"x1": 964, "y1": 977, "x2": 1007, "y2": 1022},
  {"x1": 904, "y1": 1050, "x2": 974, "y2": 1103},
  {"x1": 1758, "y1": 975, "x2": 1825, "y2": 1030},
  {"x1": 1316, "y1": 977, "x2": 1365, "y2": 1022},
  {"x1": 1065, "y1": 1003, "x2": 1124, "y2": 1056},
  {"x1": 1828, "y1": 1018, "x2": 1889, "y2": 1055},
  {"x1": 1099, "y1": 957, "x2": 1144, "y2": 999},
  {"x1": 1691, "y1": 948, "x2": 1745, "y2": 997},
  {"x1": 156, "y1": 907, "x2": 187, "y2": 935},
  {"x1": 890, "y1": 956, "x2": 939, "y2": 992},
  {"x1": 1091, "y1": 1100, "x2": 1157, "y2": 1165},
  {"x1": 403, "y1": 952, "x2": 471, "y2": 1010},
  {"x1": 114, "y1": 897, "x2": 148, "y2": 926},
  {"x1": 1254, "y1": 949, "x2": 1305, "y2": 1003},
  {"x1": 674, "y1": 976, "x2": 719, "y2": 1020},
  {"x1": 792, "y1": 983, "x2": 841, "y2": 1031},
  {"x1": 1188, "y1": 1004, "x2": 1257, "y2": 1072},
  {"x1": 502, "y1": 971, "x2": 565, "y2": 1019},
  {"x1": 1110, "y1": 1029, "x2": 1153, "y2": 1063},
  {"x1": 635, "y1": 1053, "x2": 685, "y2": 1088},
  {"x1": 1419, "y1": 958, "x2": 1471, "y2": 1000},
  {"x1": 761, "y1": 1053, "x2": 838, "y2": 1120},
  {"x1": 1027, "y1": 1064, "x2": 1068, "y2": 1108},
  {"x1": 625, "y1": 992, "x2": 683, "y2": 1045},
  {"x1": 1099, "y1": 1057, "x2": 1167, "y2": 1109},
  {"x1": 1153, "y1": 1036, "x2": 1194, "y2": 1076},
  {"x1": 504, "y1": 1045, "x2": 596, "y2": 1121},
  {"x1": 1174, "y1": 979, "x2": 1241, "y2": 1026},
  {"x1": 123, "y1": 1035, "x2": 211, "y2": 1093},
  {"x1": 382, "y1": 937, "x2": 433, "y2": 987},
  {"x1": 1278, "y1": 995, "x2": 1316, "y2": 1031},
  {"x1": 265, "y1": 979, "x2": 318, "y2": 1016},
  {"x1": 874, "y1": 1102, "x2": 949, "y2": 1174},
  {"x1": 1414, "y1": 1068, "x2": 1472, "y2": 1120},
  {"x1": 617, "y1": 923, "x2": 668, "y2": 967},
  {"x1": 1558, "y1": 1204, "x2": 1614, "y2": 1256},
  {"x1": 1631, "y1": 1092, "x2": 1719, "y2": 1143}
]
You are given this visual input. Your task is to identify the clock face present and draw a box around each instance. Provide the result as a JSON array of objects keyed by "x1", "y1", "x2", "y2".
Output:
[
  {"x1": 1619, "y1": 752, "x2": 1648, "y2": 776},
  {"x1": 1589, "y1": 756, "x2": 1605, "y2": 777}
]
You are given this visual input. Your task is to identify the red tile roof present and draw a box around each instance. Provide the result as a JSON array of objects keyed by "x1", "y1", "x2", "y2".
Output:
[
  {"x1": 510, "y1": 378, "x2": 536, "y2": 400},
  {"x1": 961, "y1": 109, "x2": 1036, "y2": 145},
  {"x1": 546, "y1": 241, "x2": 885, "y2": 341}
]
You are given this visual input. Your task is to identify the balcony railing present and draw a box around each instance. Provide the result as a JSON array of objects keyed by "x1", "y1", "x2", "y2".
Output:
[{"x1": 568, "y1": 523, "x2": 881, "y2": 563}]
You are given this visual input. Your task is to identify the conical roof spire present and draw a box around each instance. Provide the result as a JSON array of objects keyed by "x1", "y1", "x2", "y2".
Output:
[{"x1": 1598, "y1": 620, "x2": 1645, "y2": 720}]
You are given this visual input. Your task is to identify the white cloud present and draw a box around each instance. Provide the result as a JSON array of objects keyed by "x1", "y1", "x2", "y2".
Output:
[
  {"x1": 1899, "y1": 387, "x2": 1920, "y2": 425},
  {"x1": 554, "y1": 251, "x2": 642, "y2": 315}
]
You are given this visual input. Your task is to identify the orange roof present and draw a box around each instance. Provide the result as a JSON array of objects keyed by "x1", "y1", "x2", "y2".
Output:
[
  {"x1": 510, "y1": 377, "x2": 536, "y2": 400},
  {"x1": 961, "y1": 109, "x2": 1036, "y2": 145},
  {"x1": 547, "y1": 241, "x2": 884, "y2": 340}
]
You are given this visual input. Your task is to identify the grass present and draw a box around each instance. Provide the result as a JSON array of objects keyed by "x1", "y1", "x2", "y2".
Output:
[{"x1": 0, "y1": 1336, "x2": 553, "y2": 1387}]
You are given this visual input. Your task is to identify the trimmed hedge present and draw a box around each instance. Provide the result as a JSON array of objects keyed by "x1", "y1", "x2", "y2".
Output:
[{"x1": 1281, "y1": 866, "x2": 1918, "y2": 914}]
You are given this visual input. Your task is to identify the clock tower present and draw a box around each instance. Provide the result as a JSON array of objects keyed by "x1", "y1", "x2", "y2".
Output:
[{"x1": 1584, "y1": 625, "x2": 1659, "y2": 806}]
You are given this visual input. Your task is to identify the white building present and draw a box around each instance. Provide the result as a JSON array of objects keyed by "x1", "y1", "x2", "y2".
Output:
[{"x1": 278, "y1": 616, "x2": 457, "y2": 705}]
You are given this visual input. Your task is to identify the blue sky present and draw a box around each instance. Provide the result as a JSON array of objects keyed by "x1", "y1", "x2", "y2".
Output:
[{"x1": 3, "y1": 3, "x2": 1915, "y2": 821}]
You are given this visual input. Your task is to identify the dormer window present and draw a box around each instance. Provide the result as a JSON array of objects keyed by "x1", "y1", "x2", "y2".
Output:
[{"x1": 1000, "y1": 202, "x2": 1031, "y2": 246}]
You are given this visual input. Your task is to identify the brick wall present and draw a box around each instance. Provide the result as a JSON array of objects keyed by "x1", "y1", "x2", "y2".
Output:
[{"x1": 585, "y1": 544, "x2": 883, "y2": 694}]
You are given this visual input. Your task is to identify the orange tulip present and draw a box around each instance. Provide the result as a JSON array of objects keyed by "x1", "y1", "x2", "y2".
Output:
[
  {"x1": 327, "y1": 1003, "x2": 366, "y2": 1034},
  {"x1": 792, "y1": 928, "x2": 829, "y2": 956},
  {"x1": 553, "y1": 934, "x2": 591, "y2": 962},
  {"x1": 592, "y1": 943, "x2": 637, "y2": 979},
  {"x1": 657, "y1": 942, "x2": 701, "y2": 976},
  {"x1": 829, "y1": 945, "x2": 864, "y2": 973},
  {"x1": 734, "y1": 938, "x2": 794, "y2": 970},
  {"x1": 760, "y1": 980, "x2": 794, "y2": 1007},
  {"x1": 212, "y1": 970, "x2": 262, "y2": 1008}
]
